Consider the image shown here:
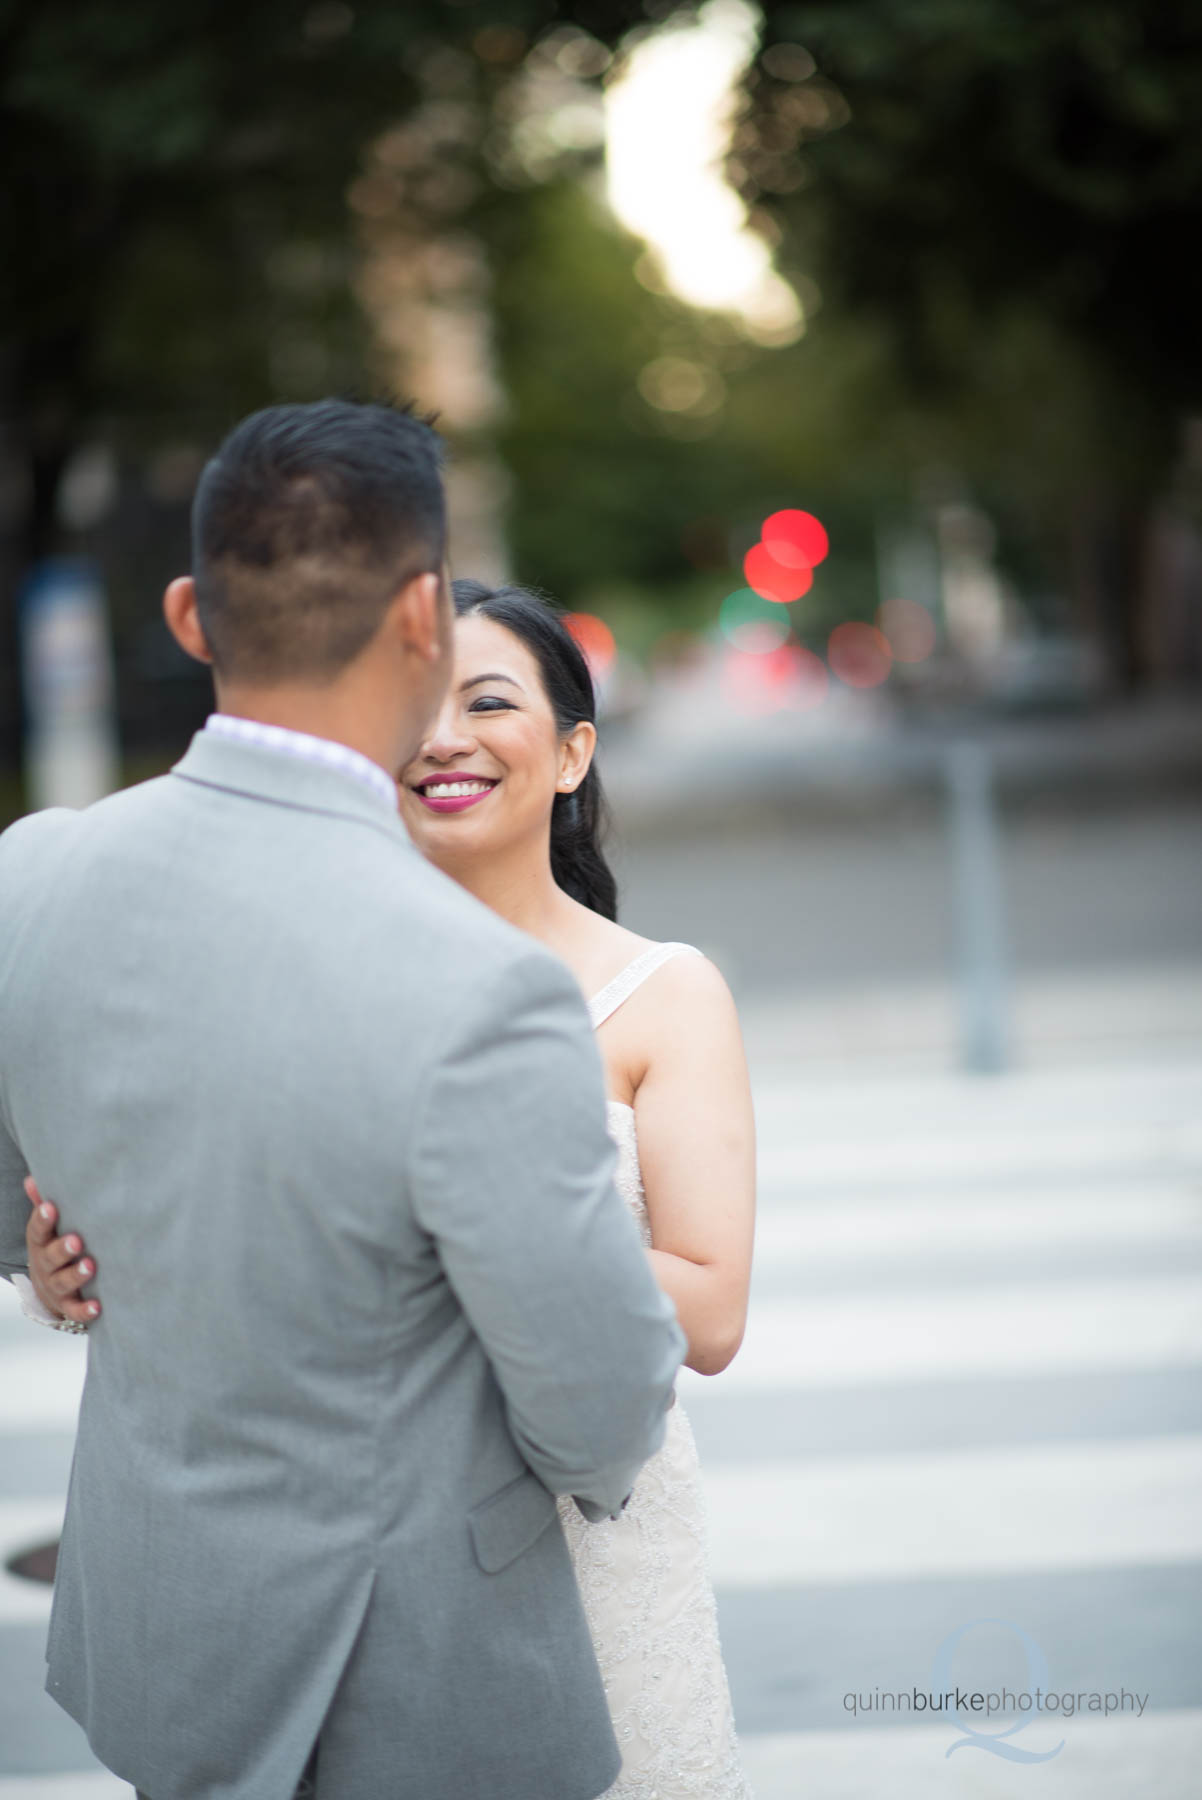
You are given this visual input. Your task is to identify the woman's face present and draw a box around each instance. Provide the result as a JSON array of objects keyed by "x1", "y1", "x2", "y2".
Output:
[{"x1": 398, "y1": 612, "x2": 593, "y2": 864}]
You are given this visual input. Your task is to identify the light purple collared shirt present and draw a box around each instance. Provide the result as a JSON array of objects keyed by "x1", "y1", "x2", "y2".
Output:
[{"x1": 202, "y1": 713, "x2": 398, "y2": 812}]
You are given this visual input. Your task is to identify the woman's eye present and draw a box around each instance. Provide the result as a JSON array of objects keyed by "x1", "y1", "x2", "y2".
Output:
[{"x1": 469, "y1": 697, "x2": 512, "y2": 712}]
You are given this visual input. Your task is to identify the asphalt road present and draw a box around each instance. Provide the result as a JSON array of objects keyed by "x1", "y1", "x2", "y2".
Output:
[{"x1": 610, "y1": 796, "x2": 1202, "y2": 1005}]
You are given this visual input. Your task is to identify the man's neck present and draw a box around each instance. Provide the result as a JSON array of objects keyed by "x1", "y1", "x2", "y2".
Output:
[{"x1": 214, "y1": 683, "x2": 407, "y2": 778}]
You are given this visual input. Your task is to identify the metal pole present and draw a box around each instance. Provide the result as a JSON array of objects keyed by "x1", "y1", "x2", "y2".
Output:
[{"x1": 944, "y1": 740, "x2": 1010, "y2": 1073}]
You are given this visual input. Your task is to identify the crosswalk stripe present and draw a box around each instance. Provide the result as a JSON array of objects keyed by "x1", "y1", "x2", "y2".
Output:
[
  {"x1": 10, "y1": 1432, "x2": 1199, "y2": 1605},
  {"x1": 6, "y1": 1274, "x2": 1202, "y2": 1434},
  {"x1": 677, "y1": 1276, "x2": 1202, "y2": 1393},
  {"x1": 748, "y1": 1055, "x2": 1202, "y2": 1129},
  {"x1": 0, "y1": 1338, "x2": 86, "y2": 1435},
  {"x1": 750, "y1": 1186, "x2": 1202, "y2": 1263},
  {"x1": 699, "y1": 1435, "x2": 1202, "y2": 1587},
  {"x1": 756, "y1": 1117, "x2": 1202, "y2": 1187}
]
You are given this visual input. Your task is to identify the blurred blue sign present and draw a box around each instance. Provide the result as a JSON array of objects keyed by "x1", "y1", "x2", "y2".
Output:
[{"x1": 19, "y1": 557, "x2": 118, "y2": 811}]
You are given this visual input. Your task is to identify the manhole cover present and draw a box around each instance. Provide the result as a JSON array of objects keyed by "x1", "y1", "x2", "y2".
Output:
[{"x1": 6, "y1": 1539, "x2": 58, "y2": 1584}]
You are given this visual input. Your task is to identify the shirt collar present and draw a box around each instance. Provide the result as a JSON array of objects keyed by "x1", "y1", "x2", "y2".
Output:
[{"x1": 202, "y1": 714, "x2": 398, "y2": 813}]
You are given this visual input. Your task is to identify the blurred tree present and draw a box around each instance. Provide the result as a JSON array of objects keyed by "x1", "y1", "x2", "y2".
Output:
[
  {"x1": 490, "y1": 178, "x2": 751, "y2": 606},
  {"x1": 741, "y1": 0, "x2": 1202, "y2": 686},
  {"x1": 0, "y1": 0, "x2": 659, "y2": 766},
  {"x1": 6, "y1": 0, "x2": 1197, "y2": 772},
  {"x1": 487, "y1": 172, "x2": 902, "y2": 651}
]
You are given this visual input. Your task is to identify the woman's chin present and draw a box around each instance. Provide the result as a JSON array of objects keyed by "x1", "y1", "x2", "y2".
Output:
[{"x1": 403, "y1": 809, "x2": 497, "y2": 860}]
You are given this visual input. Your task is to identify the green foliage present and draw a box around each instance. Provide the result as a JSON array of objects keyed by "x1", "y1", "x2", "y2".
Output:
[
  {"x1": 490, "y1": 179, "x2": 739, "y2": 601},
  {"x1": 487, "y1": 176, "x2": 906, "y2": 645},
  {"x1": 0, "y1": 0, "x2": 664, "y2": 755},
  {"x1": 0, "y1": 0, "x2": 660, "y2": 432},
  {"x1": 3, "y1": 0, "x2": 1198, "y2": 737},
  {"x1": 755, "y1": 0, "x2": 1202, "y2": 446}
]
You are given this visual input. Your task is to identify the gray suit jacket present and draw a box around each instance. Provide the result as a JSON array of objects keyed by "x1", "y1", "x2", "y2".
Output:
[{"x1": 0, "y1": 730, "x2": 686, "y2": 1800}]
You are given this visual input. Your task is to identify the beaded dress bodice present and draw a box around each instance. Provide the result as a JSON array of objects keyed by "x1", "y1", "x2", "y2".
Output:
[
  {"x1": 604, "y1": 1101, "x2": 652, "y2": 1247},
  {"x1": 552, "y1": 943, "x2": 755, "y2": 1800}
]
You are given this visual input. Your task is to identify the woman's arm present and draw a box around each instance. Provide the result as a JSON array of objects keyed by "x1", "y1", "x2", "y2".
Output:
[{"x1": 630, "y1": 955, "x2": 756, "y2": 1376}]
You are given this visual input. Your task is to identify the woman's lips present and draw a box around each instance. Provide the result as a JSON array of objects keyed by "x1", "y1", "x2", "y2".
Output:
[{"x1": 414, "y1": 780, "x2": 498, "y2": 814}]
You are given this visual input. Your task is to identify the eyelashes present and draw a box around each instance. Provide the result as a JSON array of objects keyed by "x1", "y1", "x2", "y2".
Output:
[{"x1": 469, "y1": 698, "x2": 514, "y2": 712}]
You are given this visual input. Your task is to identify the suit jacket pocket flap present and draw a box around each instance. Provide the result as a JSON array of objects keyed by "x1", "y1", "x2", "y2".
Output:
[{"x1": 468, "y1": 1469, "x2": 558, "y2": 1574}]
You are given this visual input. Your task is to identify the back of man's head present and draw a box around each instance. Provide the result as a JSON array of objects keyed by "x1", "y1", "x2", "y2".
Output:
[{"x1": 191, "y1": 398, "x2": 446, "y2": 685}]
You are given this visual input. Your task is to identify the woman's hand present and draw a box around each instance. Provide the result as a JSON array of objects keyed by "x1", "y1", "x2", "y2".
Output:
[{"x1": 24, "y1": 1178, "x2": 101, "y2": 1324}]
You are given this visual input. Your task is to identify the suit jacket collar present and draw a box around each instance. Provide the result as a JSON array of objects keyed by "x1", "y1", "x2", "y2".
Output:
[{"x1": 171, "y1": 728, "x2": 414, "y2": 847}]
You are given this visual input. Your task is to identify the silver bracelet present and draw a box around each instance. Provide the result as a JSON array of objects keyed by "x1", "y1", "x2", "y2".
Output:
[
  {"x1": 13, "y1": 1274, "x2": 90, "y2": 1334},
  {"x1": 29, "y1": 1308, "x2": 89, "y2": 1335}
]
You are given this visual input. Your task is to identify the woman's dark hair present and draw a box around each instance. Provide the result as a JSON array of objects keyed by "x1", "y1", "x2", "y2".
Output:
[{"x1": 452, "y1": 579, "x2": 619, "y2": 921}]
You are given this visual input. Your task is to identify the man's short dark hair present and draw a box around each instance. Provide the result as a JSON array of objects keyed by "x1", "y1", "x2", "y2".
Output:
[{"x1": 191, "y1": 398, "x2": 446, "y2": 682}]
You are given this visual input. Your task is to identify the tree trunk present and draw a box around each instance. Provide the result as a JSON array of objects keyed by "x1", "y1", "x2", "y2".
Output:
[{"x1": 1067, "y1": 493, "x2": 1153, "y2": 695}]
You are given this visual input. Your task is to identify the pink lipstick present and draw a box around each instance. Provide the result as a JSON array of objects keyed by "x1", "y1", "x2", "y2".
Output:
[{"x1": 413, "y1": 778, "x2": 499, "y2": 814}]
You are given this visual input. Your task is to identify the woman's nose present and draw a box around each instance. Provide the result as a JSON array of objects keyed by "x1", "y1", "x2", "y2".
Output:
[{"x1": 421, "y1": 706, "x2": 476, "y2": 762}]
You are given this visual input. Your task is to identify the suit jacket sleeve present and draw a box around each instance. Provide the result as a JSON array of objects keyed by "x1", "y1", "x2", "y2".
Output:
[
  {"x1": 408, "y1": 946, "x2": 687, "y2": 1520},
  {"x1": 0, "y1": 1095, "x2": 30, "y2": 1286},
  {"x1": 0, "y1": 814, "x2": 39, "y2": 1286}
]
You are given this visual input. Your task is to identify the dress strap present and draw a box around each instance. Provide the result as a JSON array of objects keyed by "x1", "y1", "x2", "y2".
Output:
[{"x1": 587, "y1": 942, "x2": 703, "y2": 1029}]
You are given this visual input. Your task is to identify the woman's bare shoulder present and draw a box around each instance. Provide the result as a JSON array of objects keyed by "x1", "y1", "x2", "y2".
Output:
[
  {"x1": 628, "y1": 947, "x2": 748, "y2": 1111},
  {"x1": 585, "y1": 914, "x2": 732, "y2": 1004},
  {"x1": 644, "y1": 943, "x2": 737, "y2": 1016},
  {"x1": 605, "y1": 942, "x2": 740, "y2": 1054}
]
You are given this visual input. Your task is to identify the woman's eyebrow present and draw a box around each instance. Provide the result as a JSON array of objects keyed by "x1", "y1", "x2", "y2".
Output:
[{"x1": 459, "y1": 672, "x2": 524, "y2": 692}]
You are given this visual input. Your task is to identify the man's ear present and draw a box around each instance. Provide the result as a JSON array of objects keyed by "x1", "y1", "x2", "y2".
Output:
[
  {"x1": 163, "y1": 577, "x2": 213, "y2": 665},
  {"x1": 391, "y1": 570, "x2": 444, "y2": 665}
]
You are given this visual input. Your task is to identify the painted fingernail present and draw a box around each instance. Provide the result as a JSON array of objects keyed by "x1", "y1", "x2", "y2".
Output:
[
  {"x1": 87, "y1": 1302, "x2": 100, "y2": 1318},
  {"x1": 65, "y1": 1237, "x2": 80, "y2": 1255},
  {"x1": 78, "y1": 1260, "x2": 93, "y2": 1278},
  {"x1": 40, "y1": 1204, "x2": 53, "y2": 1220}
]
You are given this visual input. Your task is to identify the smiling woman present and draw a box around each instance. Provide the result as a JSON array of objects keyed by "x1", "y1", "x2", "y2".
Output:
[
  {"x1": 395, "y1": 577, "x2": 759, "y2": 1797},
  {"x1": 399, "y1": 578, "x2": 615, "y2": 918}
]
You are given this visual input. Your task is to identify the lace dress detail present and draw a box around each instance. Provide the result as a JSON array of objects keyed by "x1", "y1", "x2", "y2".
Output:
[{"x1": 555, "y1": 943, "x2": 755, "y2": 1800}]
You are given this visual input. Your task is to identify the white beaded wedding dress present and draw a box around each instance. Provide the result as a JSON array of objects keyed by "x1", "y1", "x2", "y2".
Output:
[{"x1": 555, "y1": 941, "x2": 755, "y2": 1800}]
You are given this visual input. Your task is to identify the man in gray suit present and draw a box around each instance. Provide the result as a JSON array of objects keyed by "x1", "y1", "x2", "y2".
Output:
[{"x1": 0, "y1": 399, "x2": 686, "y2": 1800}]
